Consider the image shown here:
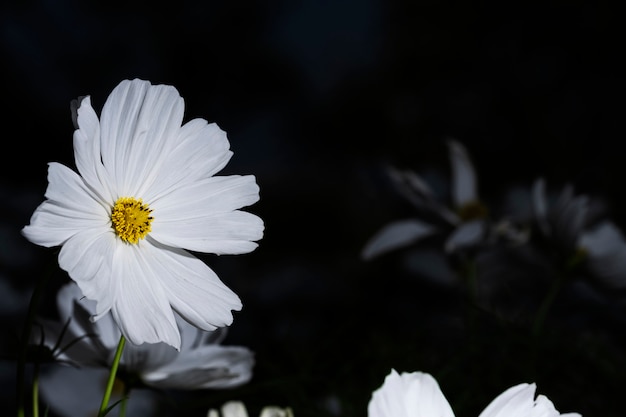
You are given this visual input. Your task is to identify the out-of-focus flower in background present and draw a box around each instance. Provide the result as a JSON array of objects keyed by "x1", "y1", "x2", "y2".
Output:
[
  {"x1": 362, "y1": 140, "x2": 527, "y2": 261},
  {"x1": 532, "y1": 177, "x2": 626, "y2": 288},
  {"x1": 207, "y1": 401, "x2": 294, "y2": 417},
  {"x1": 368, "y1": 369, "x2": 581, "y2": 417},
  {"x1": 34, "y1": 282, "x2": 254, "y2": 416},
  {"x1": 22, "y1": 79, "x2": 264, "y2": 349},
  {"x1": 362, "y1": 140, "x2": 488, "y2": 260}
]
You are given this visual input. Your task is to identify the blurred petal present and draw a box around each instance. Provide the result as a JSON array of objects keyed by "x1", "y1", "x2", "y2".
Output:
[
  {"x1": 444, "y1": 219, "x2": 485, "y2": 253},
  {"x1": 260, "y1": 407, "x2": 294, "y2": 417},
  {"x1": 221, "y1": 401, "x2": 249, "y2": 417},
  {"x1": 362, "y1": 219, "x2": 438, "y2": 260},
  {"x1": 531, "y1": 178, "x2": 550, "y2": 236},
  {"x1": 448, "y1": 140, "x2": 478, "y2": 208},
  {"x1": 141, "y1": 345, "x2": 254, "y2": 389},
  {"x1": 39, "y1": 365, "x2": 157, "y2": 417},
  {"x1": 579, "y1": 221, "x2": 626, "y2": 288}
]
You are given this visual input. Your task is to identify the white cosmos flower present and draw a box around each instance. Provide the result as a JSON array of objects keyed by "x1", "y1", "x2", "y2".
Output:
[
  {"x1": 22, "y1": 79, "x2": 264, "y2": 349},
  {"x1": 37, "y1": 282, "x2": 254, "y2": 391},
  {"x1": 368, "y1": 369, "x2": 580, "y2": 417}
]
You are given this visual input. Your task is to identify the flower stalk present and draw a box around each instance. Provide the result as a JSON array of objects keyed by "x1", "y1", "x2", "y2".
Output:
[{"x1": 98, "y1": 335, "x2": 126, "y2": 417}]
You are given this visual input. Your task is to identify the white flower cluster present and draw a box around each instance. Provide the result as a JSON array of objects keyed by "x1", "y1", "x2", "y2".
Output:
[
  {"x1": 18, "y1": 79, "x2": 586, "y2": 417},
  {"x1": 369, "y1": 369, "x2": 580, "y2": 417}
]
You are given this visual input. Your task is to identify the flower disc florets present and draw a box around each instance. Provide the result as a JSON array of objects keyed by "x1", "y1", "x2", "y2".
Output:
[{"x1": 111, "y1": 197, "x2": 153, "y2": 244}]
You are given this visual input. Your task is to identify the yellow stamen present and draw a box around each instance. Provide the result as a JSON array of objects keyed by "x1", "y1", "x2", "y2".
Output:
[{"x1": 111, "y1": 197, "x2": 153, "y2": 244}]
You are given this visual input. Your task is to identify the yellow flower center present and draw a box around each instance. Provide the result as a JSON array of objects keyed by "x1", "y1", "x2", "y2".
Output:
[
  {"x1": 111, "y1": 197, "x2": 153, "y2": 244},
  {"x1": 457, "y1": 200, "x2": 489, "y2": 222}
]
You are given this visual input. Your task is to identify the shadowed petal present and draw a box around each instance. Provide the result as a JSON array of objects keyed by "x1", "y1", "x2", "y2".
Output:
[
  {"x1": 362, "y1": 219, "x2": 438, "y2": 260},
  {"x1": 39, "y1": 365, "x2": 157, "y2": 417},
  {"x1": 444, "y1": 219, "x2": 485, "y2": 253},
  {"x1": 141, "y1": 345, "x2": 254, "y2": 389},
  {"x1": 448, "y1": 140, "x2": 478, "y2": 208}
]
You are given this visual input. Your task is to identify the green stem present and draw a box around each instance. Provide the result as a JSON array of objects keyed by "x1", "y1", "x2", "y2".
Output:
[
  {"x1": 98, "y1": 335, "x2": 126, "y2": 417},
  {"x1": 32, "y1": 361, "x2": 39, "y2": 417},
  {"x1": 119, "y1": 385, "x2": 130, "y2": 417}
]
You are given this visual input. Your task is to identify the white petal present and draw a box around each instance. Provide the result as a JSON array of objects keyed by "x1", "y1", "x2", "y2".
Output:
[
  {"x1": 22, "y1": 163, "x2": 109, "y2": 247},
  {"x1": 141, "y1": 345, "x2": 254, "y2": 389},
  {"x1": 448, "y1": 139, "x2": 478, "y2": 208},
  {"x1": 478, "y1": 383, "x2": 535, "y2": 417},
  {"x1": 145, "y1": 239, "x2": 242, "y2": 330},
  {"x1": 478, "y1": 383, "x2": 580, "y2": 417},
  {"x1": 99, "y1": 79, "x2": 185, "y2": 196},
  {"x1": 151, "y1": 210, "x2": 264, "y2": 255},
  {"x1": 368, "y1": 369, "x2": 455, "y2": 417},
  {"x1": 144, "y1": 120, "x2": 234, "y2": 202},
  {"x1": 57, "y1": 228, "x2": 117, "y2": 319},
  {"x1": 221, "y1": 401, "x2": 249, "y2": 417},
  {"x1": 444, "y1": 219, "x2": 485, "y2": 252},
  {"x1": 260, "y1": 407, "x2": 293, "y2": 417},
  {"x1": 361, "y1": 219, "x2": 438, "y2": 260},
  {"x1": 110, "y1": 243, "x2": 181, "y2": 349},
  {"x1": 72, "y1": 96, "x2": 114, "y2": 203},
  {"x1": 152, "y1": 175, "x2": 260, "y2": 219}
]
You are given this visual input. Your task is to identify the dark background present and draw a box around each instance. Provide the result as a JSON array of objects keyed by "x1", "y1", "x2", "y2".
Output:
[{"x1": 2, "y1": 1, "x2": 626, "y2": 416}]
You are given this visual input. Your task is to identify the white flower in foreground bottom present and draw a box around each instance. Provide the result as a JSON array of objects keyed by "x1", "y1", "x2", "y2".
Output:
[
  {"x1": 368, "y1": 369, "x2": 454, "y2": 417},
  {"x1": 368, "y1": 369, "x2": 581, "y2": 417},
  {"x1": 207, "y1": 401, "x2": 294, "y2": 417},
  {"x1": 478, "y1": 383, "x2": 581, "y2": 417},
  {"x1": 22, "y1": 79, "x2": 264, "y2": 349},
  {"x1": 38, "y1": 283, "x2": 254, "y2": 390}
]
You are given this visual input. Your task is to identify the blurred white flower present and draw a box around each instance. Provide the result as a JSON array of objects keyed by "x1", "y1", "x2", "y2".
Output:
[
  {"x1": 37, "y1": 282, "x2": 254, "y2": 391},
  {"x1": 207, "y1": 401, "x2": 294, "y2": 417},
  {"x1": 38, "y1": 366, "x2": 157, "y2": 417},
  {"x1": 368, "y1": 369, "x2": 580, "y2": 417},
  {"x1": 578, "y1": 221, "x2": 626, "y2": 288},
  {"x1": 362, "y1": 140, "x2": 489, "y2": 260},
  {"x1": 532, "y1": 178, "x2": 626, "y2": 287},
  {"x1": 22, "y1": 79, "x2": 264, "y2": 349}
]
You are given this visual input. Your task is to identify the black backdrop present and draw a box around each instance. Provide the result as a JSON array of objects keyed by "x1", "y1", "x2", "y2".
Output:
[{"x1": 2, "y1": 1, "x2": 625, "y2": 416}]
